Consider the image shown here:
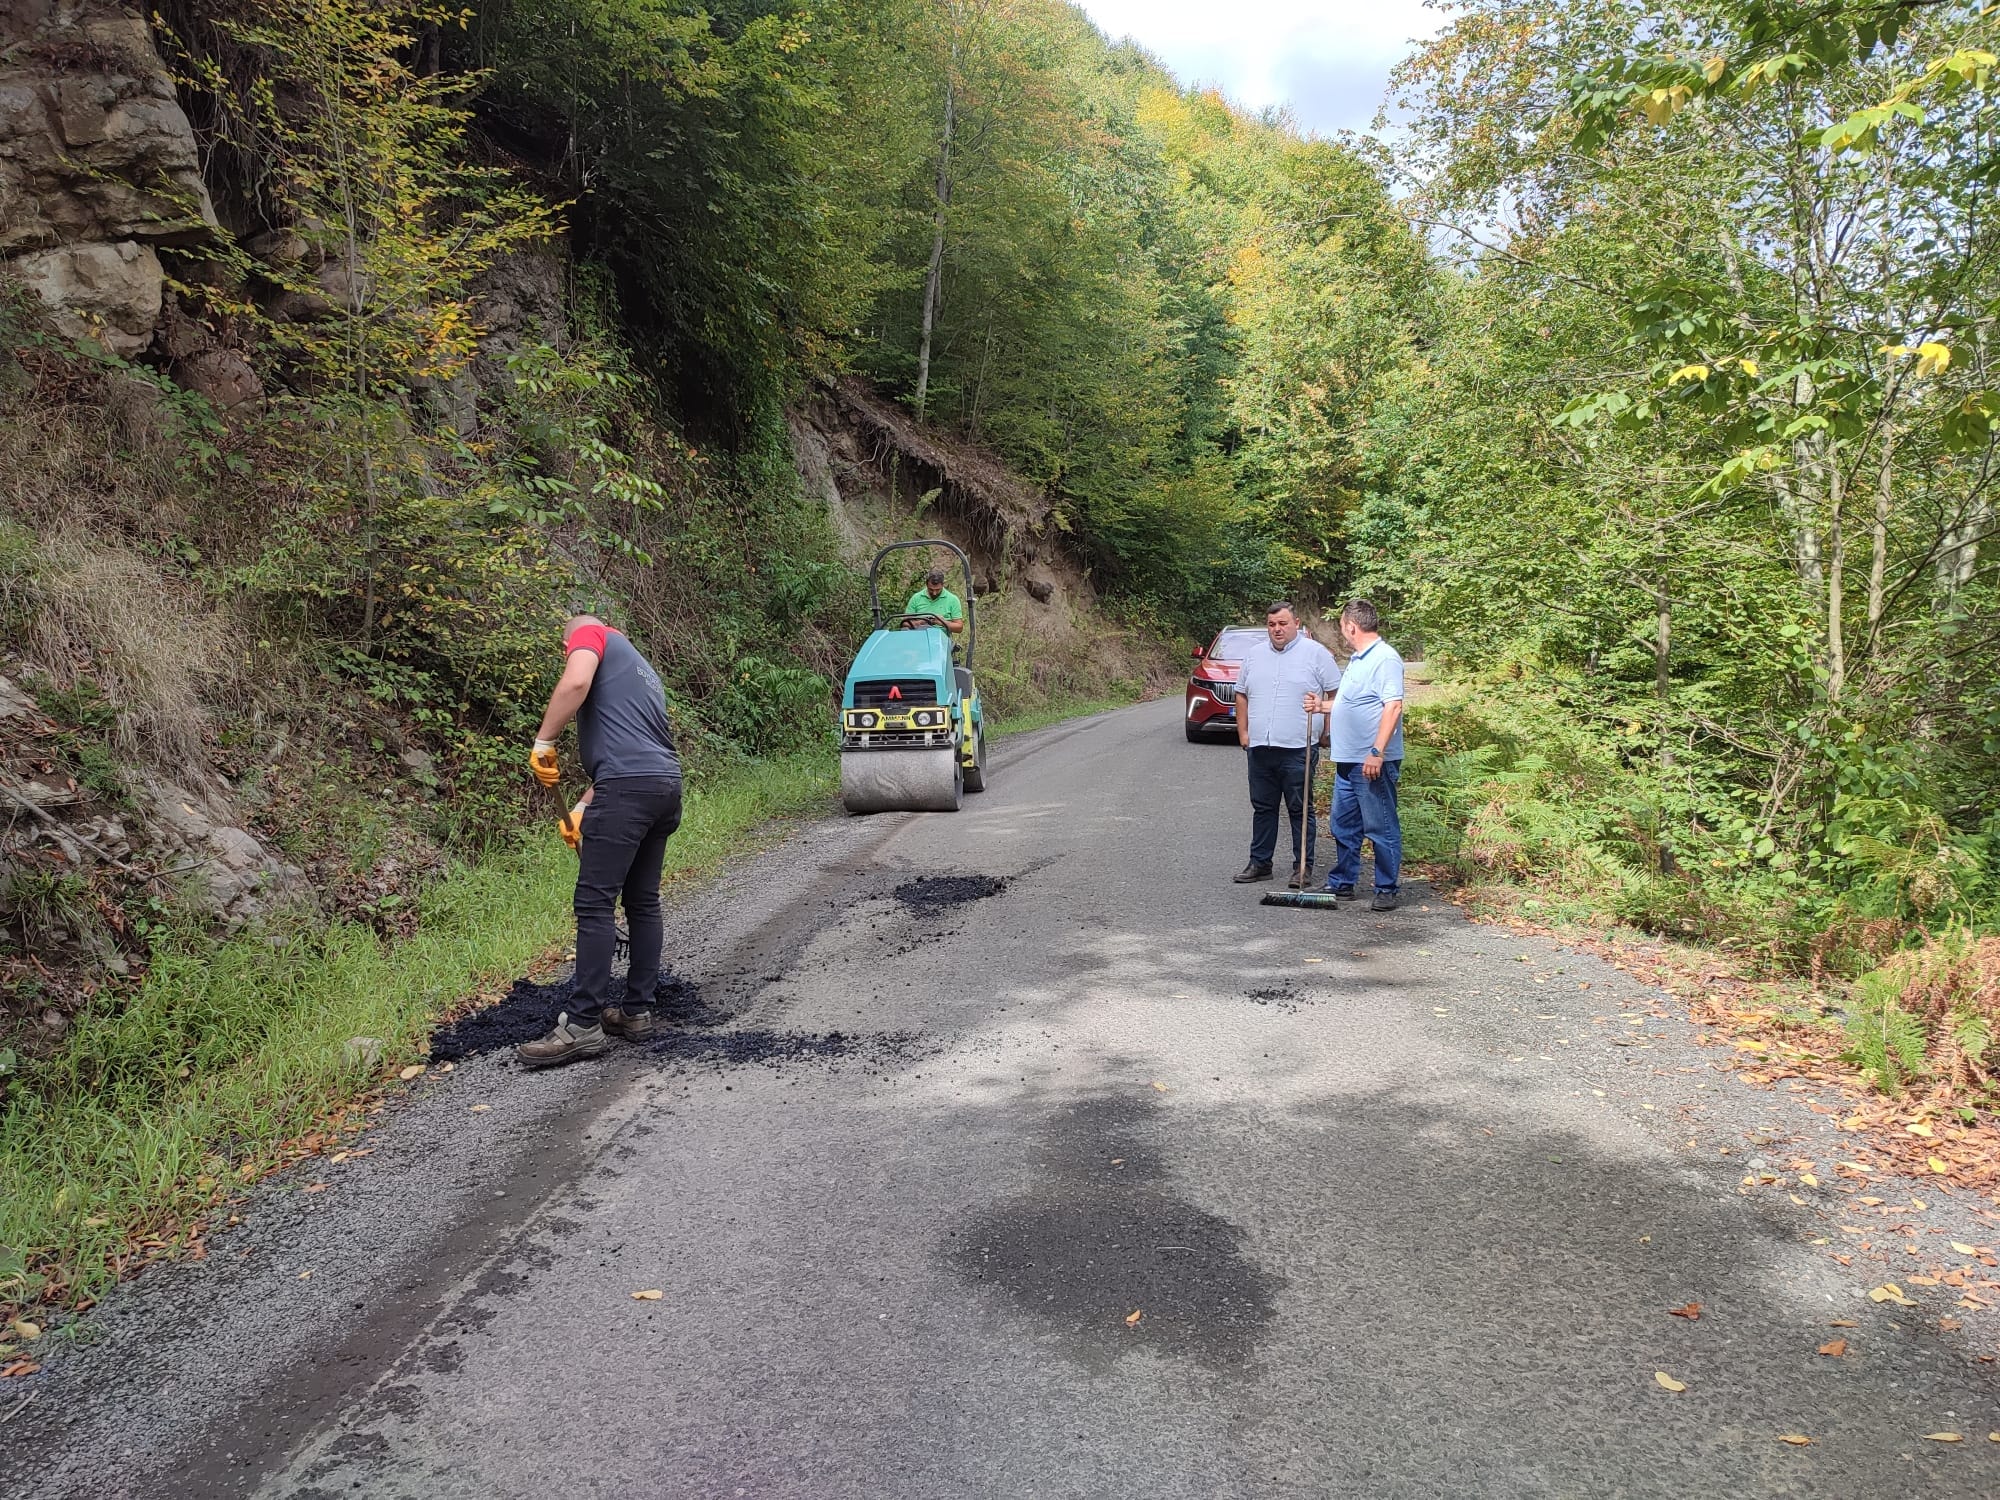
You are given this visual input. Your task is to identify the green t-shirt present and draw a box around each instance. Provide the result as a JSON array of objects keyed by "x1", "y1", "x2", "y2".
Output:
[{"x1": 904, "y1": 587, "x2": 964, "y2": 625}]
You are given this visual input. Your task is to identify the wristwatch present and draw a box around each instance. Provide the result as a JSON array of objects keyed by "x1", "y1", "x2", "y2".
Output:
[{"x1": 1368, "y1": 746, "x2": 1386, "y2": 758}]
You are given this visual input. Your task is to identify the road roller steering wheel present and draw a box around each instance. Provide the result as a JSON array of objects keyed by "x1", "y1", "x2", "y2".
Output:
[{"x1": 893, "y1": 613, "x2": 946, "y2": 630}]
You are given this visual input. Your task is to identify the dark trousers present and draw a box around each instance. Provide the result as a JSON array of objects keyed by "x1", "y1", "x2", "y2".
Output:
[
  {"x1": 1246, "y1": 744, "x2": 1317, "y2": 872},
  {"x1": 571, "y1": 776, "x2": 682, "y2": 1024},
  {"x1": 1327, "y1": 759, "x2": 1402, "y2": 893}
]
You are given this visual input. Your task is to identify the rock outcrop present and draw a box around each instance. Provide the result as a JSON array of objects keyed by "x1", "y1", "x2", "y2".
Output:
[{"x1": 0, "y1": 1, "x2": 216, "y2": 353}]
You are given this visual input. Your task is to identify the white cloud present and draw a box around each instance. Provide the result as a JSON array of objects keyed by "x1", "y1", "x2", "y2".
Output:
[{"x1": 1074, "y1": 0, "x2": 1451, "y2": 134}]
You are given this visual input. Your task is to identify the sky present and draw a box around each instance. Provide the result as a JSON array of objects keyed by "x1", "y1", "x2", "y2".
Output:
[{"x1": 1074, "y1": 0, "x2": 1451, "y2": 137}]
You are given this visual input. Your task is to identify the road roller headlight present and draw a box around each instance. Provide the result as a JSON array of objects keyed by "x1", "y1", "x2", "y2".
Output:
[
  {"x1": 910, "y1": 708, "x2": 947, "y2": 728},
  {"x1": 844, "y1": 709, "x2": 881, "y2": 730}
]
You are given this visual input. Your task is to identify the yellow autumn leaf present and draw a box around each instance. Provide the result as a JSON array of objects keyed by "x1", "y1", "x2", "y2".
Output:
[
  {"x1": 1914, "y1": 342, "x2": 1952, "y2": 377},
  {"x1": 1868, "y1": 1284, "x2": 1919, "y2": 1306},
  {"x1": 1669, "y1": 363, "x2": 1711, "y2": 385},
  {"x1": 631, "y1": 1289, "x2": 664, "y2": 1301},
  {"x1": 1704, "y1": 56, "x2": 1728, "y2": 84},
  {"x1": 1654, "y1": 1371, "x2": 1686, "y2": 1392},
  {"x1": 398, "y1": 1064, "x2": 424, "y2": 1081},
  {"x1": 1799, "y1": 1172, "x2": 1818, "y2": 1187},
  {"x1": 1924, "y1": 1432, "x2": 1963, "y2": 1443},
  {"x1": 1906, "y1": 1121, "x2": 1935, "y2": 1138},
  {"x1": 1777, "y1": 1434, "x2": 1813, "y2": 1446},
  {"x1": 1151, "y1": 1081, "x2": 1168, "y2": 1092},
  {"x1": 1929, "y1": 1155, "x2": 1949, "y2": 1174},
  {"x1": 1951, "y1": 1242, "x2": 1978, "y2": 1255},
  {"x1": 1125, "y1": 1309, "x2": 1143, "y2": 1325},
  {"x1": 1738, "y1": 357, "x2": 1759, "y2": 377}
]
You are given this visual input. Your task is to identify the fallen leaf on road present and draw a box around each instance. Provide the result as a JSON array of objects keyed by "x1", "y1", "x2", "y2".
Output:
[
  {"x1": 1952, "y1": 1242, "x2": 1979, "y2": 1255},
  {"x1": 1, "y1": 1361, "x2": 40, "y2": 1378},
  {"x1": 1304, "y1": 957, "x2": 1323, "y2": 963},
  {"x1": 1124, "y1": 1309, "x2": 1142, "y2": 1325},
  {"x1": 1668, "y1": 1303, "x2": 1702, "y2": 1320},
  {"x1": 298, "y1": 1269, "x2": 312, "y2": 1280},
  {"x1": 9, "y1": 1321, "x2": 39, "y2": 1342},
  {"x1": 1654, "y1": 1371, "x2": 1686, "y2": 1392},
  {"x1": 469, "y1": 1104, "x2": 492, "y2": 1113},
  {"x1": 1938, "y1": 1317, "x2": 1961, "y2": 1331},
  {"x1": 1829, "y1": 1319, "x2": 1857, "y2": 1327},
  {"x1": 1817, "y1": 1338, "x2": 1847, "y2": 1357},
  {"x1": 1860, "y1": 1195, "x2": 1885, "y2": 1206},
  {"x1": 1151, "y1": 1082, "x2": 1168, "y2": 1092},
  {"x1": 1907, "y1": 1122, "x2": 1935, "y2": 1138},
  {"x1": 1869, "y1": 1284, "x2": 1919, "y2": 1306},
  {"x1": 1924, "y1": 1432, "x2": 1962, "y2": 1442},
  {"x1": 304, "y1": 1183, "x2": 327, "y2": 1194},
  {"x1": 1777, "y1": 1434, "x2": 1813, "y2": 1446},
  {"x1": 398, "y1": 1065, "x2": 424, "y2": 1081},
  {"x1": 1799, "y1": 1172, "x2": 1819, "y2": 1187},
  {"x1": 631, "y1": 1289, "x2": 663, "y2": 1301},
  {"x1": 1929, "y1": 1156, "x2": 1950, "y2": 1174}
]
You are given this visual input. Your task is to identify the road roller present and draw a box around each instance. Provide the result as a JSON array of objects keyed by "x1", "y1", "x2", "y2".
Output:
[{"x1": 838, "y1": 539, "x2": 988, "y2": 814}]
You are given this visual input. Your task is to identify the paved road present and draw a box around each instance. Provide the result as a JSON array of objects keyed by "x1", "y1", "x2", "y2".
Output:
[{"x1": 11, "y1": 699, "x2": 2000, "y2": 1498}]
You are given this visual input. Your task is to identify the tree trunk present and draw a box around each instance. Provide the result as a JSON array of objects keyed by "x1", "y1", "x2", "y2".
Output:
[
  {"x1": 1824, "y1": 439, "x2": 1846, "y2": 702},
  {"x1": 913, "y1": 73, "x2": 955, "y2": 422},
  {"x1": 1865, "y1": 421, "x2": 1893, "y2": 656},
  {"x1": 1654, "y1": 528, "x2": 1673, "y2": 771}
]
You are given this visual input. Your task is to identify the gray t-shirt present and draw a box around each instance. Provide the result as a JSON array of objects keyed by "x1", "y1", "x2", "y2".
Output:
[{"x1": 565, "y1": 624, "x2": 681, "y2": 782}]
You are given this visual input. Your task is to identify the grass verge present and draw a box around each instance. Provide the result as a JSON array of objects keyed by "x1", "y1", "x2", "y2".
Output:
[{"x1": 0, "y1": 751, "x2": 833, "y2": 1316}]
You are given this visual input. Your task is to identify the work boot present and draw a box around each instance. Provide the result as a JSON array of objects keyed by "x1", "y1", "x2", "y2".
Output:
[
  {"x1": 601, "y1": 1006, "x2": 659, "y2": 1043},
  {"x1": 1370, "y1": 890, "x2": 1400, "y2": 912},
  {"x1": 1286, "y1": 865, "x2": 1313, "y2": 890},
  {"x1": 515, "y1": 1012, "x2": 608, "y2": 1069},
  {"x1": 1234, "y1": 861, "x2": 1274, "y2": 884}
]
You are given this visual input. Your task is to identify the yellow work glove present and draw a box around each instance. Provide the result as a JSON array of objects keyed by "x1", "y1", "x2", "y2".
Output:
[
  {"x1": 557, "y1": 800, "x2": 585, "y2": 851},
  {"x1": 529, "y1": 739, "x2": 560, "y2": 787}
]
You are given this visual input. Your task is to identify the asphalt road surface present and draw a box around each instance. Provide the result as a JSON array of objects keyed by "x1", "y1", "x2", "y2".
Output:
[{"x1": 10, "y1": 699, "x2": 2000, "y2": 1499}]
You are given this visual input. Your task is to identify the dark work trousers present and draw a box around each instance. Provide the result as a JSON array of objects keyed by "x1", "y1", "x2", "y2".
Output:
[
  {"x1": 1326, "y1": 759, "x2": 1402, "y2": 893},
  {"x1": 1245, "y1": 744, "x2": 1317, "y2": 873},
  {"x1": 571, "y1": 776, "x2": 683, "y2": 1025}
]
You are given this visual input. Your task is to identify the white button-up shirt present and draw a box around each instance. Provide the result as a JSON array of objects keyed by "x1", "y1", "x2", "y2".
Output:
[{"x1": 1237, "y1": 634, "x2": 1341, "y2": 749}]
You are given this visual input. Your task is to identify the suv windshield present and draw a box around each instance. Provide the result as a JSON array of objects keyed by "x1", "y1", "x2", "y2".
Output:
[{"x1": 1206, "y1": 629, "x2": 1266, "y2": 662}]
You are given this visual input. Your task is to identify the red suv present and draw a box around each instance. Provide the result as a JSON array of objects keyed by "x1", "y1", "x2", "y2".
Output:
[{"x1": 1184, "y1": 626, "x2": 1266, "y2": 742}]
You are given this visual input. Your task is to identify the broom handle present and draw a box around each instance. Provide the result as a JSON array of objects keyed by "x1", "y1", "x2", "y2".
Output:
[{"x1": 1296, "y1": 710, "x2": 1319, "y2": 889}]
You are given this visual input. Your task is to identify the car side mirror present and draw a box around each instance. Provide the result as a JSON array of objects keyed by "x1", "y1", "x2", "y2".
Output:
[{"x1": 1190, "y1": 645, "x2": 1204, "y2": 659}]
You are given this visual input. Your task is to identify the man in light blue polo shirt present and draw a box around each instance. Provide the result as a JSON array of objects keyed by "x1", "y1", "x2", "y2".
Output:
[
  {"x1": 1234, "y1": 601, "x2": 1341, "y2": 887},
  {"x1": 1305, "y1": 598, "x2": 1406, "y2": 911}
]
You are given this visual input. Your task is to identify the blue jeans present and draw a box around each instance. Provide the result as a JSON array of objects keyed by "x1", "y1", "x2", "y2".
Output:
[
  {"x1": 1246, "y1": 745, "x2": 1317, "y2": 871},
  {"x1": 1326, "y1": 759, "x2": 1402, "y2": 893}
]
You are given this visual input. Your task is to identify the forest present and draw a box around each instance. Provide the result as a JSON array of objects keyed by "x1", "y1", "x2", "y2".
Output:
[{"x1": 0, "y1": 0, "x2": 1996, "y2": 1307}]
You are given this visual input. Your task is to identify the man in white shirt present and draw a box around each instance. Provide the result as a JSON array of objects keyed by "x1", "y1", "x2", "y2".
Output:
[
  {"x1": 1305, "y1": 598, "x2": 1406, "y2": 911},
  {"x1": 1233, "y1": 602, "x2": 1340, "y2": 887}
]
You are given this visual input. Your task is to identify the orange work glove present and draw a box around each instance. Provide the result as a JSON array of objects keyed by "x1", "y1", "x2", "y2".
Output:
[
  {"x1": 529, "y1": 739, "x2": 560, "y2": 787},
  {"x1": 558, "y1": 800, "x2": 585, "y2": 851}
]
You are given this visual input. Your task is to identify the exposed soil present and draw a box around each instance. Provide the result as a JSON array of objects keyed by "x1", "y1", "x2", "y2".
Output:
[
  {"x1": 894, "y1": 874, "x2": 1008, "y2": 916},
  {"x1": 428, "y1": 971, "x2": 712, "y2": 1061}
]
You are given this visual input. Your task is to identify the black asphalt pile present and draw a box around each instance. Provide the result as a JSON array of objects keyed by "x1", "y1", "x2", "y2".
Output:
[
  {"x1": 1244, "y1": 984, "x2": 1310, "y2": 1012},
  {"x1": 894, "y1": 874, "x2": 1008, "y2": 916},
  {"x1": 429, "y1": 971, "x2": 714, "y2": 1061},
  {"x1": 649, "y1": 1027, "x2": 931, "y2": 1078}
]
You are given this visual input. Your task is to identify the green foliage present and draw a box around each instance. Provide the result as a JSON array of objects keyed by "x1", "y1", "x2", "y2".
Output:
[{"x1": 1843, "y1": 969, "x2": 1932, "y2": 1094}]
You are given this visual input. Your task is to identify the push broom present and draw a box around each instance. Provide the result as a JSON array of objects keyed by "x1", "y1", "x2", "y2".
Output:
[{"x1": 1261, "y1": 710, "x2": 1342, "y2": 911}]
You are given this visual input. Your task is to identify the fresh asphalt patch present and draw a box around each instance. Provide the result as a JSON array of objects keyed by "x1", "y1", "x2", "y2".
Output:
[
  {"x1": 893, "y1": 873, "x2": 1009, "y2": 915},
  {"x1": 427, "y1": 970, "x2": 713, "y2": 1060}
]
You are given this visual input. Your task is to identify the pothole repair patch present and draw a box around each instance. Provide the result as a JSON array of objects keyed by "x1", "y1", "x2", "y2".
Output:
[
  {"x1": 894, "y1": 874, "x2": 1008, "y2": 916},
  {"x1": 429, "y1": 972, "x2": 713, "y2": 1061},
  {"x1": 1244, "y1": 985, "x2": 1310, "y2": 1012}
]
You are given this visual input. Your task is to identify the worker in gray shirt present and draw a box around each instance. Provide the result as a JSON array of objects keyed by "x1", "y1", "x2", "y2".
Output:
[
  {"x1": 523, "y1": 615, "x2": 683, "y2": 1066},
  {"x1": 1234, "y1": 601, "x2": 1340, "y2": 887}
]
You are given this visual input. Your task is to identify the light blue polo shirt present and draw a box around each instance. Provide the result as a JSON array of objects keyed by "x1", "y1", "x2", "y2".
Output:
[
  {"x1": 1328, "y1": 638, "x2": 1406, "y2": 760},
  {"x1": 1237, "y1": 634, "x2": 1341, "y2": 749}
]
